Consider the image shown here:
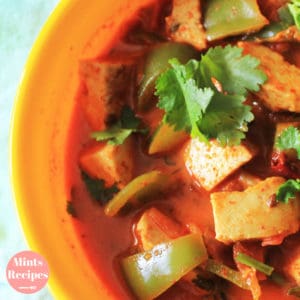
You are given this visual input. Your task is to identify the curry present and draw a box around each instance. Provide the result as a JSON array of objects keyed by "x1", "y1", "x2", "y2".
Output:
[{"x1": 66, "y1": 0, "x2": 300, "y2": 299}]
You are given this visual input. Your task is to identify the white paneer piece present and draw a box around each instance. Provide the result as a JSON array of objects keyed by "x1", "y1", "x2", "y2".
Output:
[
  {"x1": 165, "y1": 0, "x2": 207, "y2": 50},
  {"x1": 238, "y1": 42, "x2": 300, "y2": 112},
  {"x1": 79, "y1": 59, "x2": 134, "y2": 130},
  {"x1": 185, "y1": 138, "x2": 256, "y2": 191},
  {"x1": 135, "y1": 207, "x2": 185, "y2": 251},
  {"x1": 79, "y1": 138, "x2": 133, "y2": 188},
  {"x1": 211, "y1": 177, "x2": 300, "y2": 244}
]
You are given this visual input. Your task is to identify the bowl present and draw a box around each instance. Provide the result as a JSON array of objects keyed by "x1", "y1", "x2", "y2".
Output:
[{"x1": 10, "y1": 0, "x2": 155, "y2": 299}]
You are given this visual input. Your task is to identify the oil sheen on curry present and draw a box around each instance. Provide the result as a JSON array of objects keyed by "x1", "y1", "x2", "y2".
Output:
[{"x1": 66, "y1": 0, "x2": 300, "y2": 299}]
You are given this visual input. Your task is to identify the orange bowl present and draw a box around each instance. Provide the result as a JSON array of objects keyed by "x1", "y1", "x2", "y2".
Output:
[{"x1": 10, "y1": 0, "x2": 155, "y2": 299}]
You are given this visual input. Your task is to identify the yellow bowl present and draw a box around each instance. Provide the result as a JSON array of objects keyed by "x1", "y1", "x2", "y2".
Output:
[{"x1": 10, "y1": 0, "x2": 154, "y2": 299}]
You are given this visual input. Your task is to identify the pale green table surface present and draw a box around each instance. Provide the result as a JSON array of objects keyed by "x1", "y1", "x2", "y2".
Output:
[{"x1": 0, "y1": 1, "x2": 59, "y2": 299}]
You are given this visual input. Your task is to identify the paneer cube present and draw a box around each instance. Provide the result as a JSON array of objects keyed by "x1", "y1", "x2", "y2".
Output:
[
  {"x1": 79, "y1": 59, "x2": 135, "y2": 130},
  {"x1": 238, "y1": 42, "x2": 300, "y2": 112},
  {"x1": 211, "y1": 177, "x2": 300, "y2": 244},
  {"x1": 79, "y1": 138, "x2": 133, "y2": 188},
  {"x1": 165, "y1": 0, "x2": 207, "y2": 50},
  {"x1": 135, "y1": 207, "x2": 186, "y2": 251},
  {"x1": 185, "y1": 138, "x2": 256, "y2": 191}
]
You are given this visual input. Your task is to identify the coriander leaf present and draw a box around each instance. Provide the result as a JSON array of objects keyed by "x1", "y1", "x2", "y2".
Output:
[
  {"x1": 156, "y1": 59, "x2": 213, "y2": 141},
  {"x1": 188, "y1": 87, "x2": 214, "y2": 139},
  {"x1": 276, "y1": 126, "x2": 300, "y2": 159},
  {"x1": 199, "y1": 93, "x2": 254, "y2": 146},
  {"x1": 276, "y1": 179, "x2": 300, "y2": 203},
  {"x1": 91, "y1": 106, "x2": 145, "y2": 145},
  {"x1": 81, "y1": 171, "x2": 119, "y2": 205},
  {"x1": 200, "y1": 45, "x2": 267, "y2": 95},
  {"x1": 91, "y1": 126, "x2": 133, "y2": 145},
  {"x1": 155, "y1": 46, "x2": 265, "y2": 146},
  {"x1": 288, "y1": 0, "x2": 300, "y2": 29}
]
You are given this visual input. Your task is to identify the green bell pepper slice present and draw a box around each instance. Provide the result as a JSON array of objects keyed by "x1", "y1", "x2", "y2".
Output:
[
  {"x1": 122, "y1": 233, "x2": 208, "y2": 300},
  {"x1": 246, "y1": 5, "x2": 296, "y2": 41},
  {"x1": 148, "y1": 123, "x2": 188, "y2": 155},
  {"x1": 205, "y1": 259, "x2": 249, "y2": 290},
  {"x1": 204, "y1": 0, "x2": 269, "y2": 41},
  {"x1": 138, "y1": 42, "x2": 198, "y2": 111},
  {"x1": 104, "y1": 170, "x2": 167, "y2": 216},
  {"x1": 235, "y1": 253, "x2": 274, "y2": 276}
]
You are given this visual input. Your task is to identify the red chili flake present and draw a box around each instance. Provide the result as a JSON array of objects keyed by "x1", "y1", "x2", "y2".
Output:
[
  {"x1": 266, "y1": 194, "x2": 277, "y2": 208},
  {"x1": 270, "y1": 151, "x2": 300, "y2": 179}
]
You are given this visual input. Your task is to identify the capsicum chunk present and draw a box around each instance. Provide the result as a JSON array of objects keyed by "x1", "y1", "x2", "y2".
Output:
[
  {"x1": 203, "y1": 0, "x2": 269, "y2": 41},
  {"x1": 205, "y1": 259, "x2": 249, "y2": 290},
  {"x1": 138, "y1": 42, "x2": 198, "y2": 111},
  {"x1": 104, "y1": 170, "x2": 167, "y2": 216},
  {"x1": 122, "y1": 233, "x2": 208, "y2": 300},
  {"x1": 148, "y1": 123, "x2": 188, "y2": 155}
]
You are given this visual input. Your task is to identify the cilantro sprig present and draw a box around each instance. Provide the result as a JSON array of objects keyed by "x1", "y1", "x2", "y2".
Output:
[
  {"x1": 276, "y1": 126, "x2": 300, "y2": 159},
  {"x1": 276, "y1": 178, "x2": 300, "y2": 203},
  {"x1": 91, "y1": 106, "x2": 146, "y2": 145},
  {"x1": 155, "y1": 45, "x2": 267, "y2": 146}
]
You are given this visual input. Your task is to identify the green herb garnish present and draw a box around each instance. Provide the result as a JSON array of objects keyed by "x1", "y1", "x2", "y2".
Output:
[
  {"x1": 276, "y1": 125, "x2": 300, "y2": 159},
  {"x1": 91, "y1": 106, "x2": 146, "y2": 145},
  {"x1": 155, "y1": 45, "x2": 267, "y2": 146},
  {"x1": 276, "y1": 179, "x2": 300, "y2": 203},
  {"x1": 81, "y1": 171, "x2": 119, "y2": 205}
]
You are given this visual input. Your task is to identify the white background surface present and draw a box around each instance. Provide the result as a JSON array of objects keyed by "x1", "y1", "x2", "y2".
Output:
[{"x1": 0, "y1": 1, "x2": 58, "y2": 299}]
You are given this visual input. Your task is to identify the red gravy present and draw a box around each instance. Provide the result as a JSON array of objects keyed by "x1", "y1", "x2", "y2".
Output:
[
  {"x1": 64, "y1": 1, "x2": 300, "y2": 299},
  {"x1": 65, "y1": 94, "x2": 299, "y2": 299}
]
